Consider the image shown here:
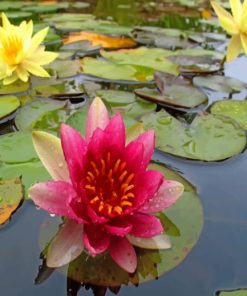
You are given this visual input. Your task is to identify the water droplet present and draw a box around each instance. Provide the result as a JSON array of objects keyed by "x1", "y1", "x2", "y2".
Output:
[
  {"x1": 58, "y1": 162, "x2": 64, "y2": 168},
  {"x1": 50, "y1": 213, "x2": 56, "y2": 217},
  {"x1": 35, "y1": 206, "x2": 40, "y2": 210}
]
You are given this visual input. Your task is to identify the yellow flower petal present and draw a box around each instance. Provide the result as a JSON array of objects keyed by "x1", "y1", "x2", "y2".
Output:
[
  {"x1": 27, "y1": 50, "x2": 58, "y2": 65},
  {"x1": 226, "y1": 35, "x2": 242, "y2": 62},
  {"x1": 1, "y1": 13, "x2": 11, "y2": 31},
  {"x1": 22, "y1": 60, "x2": 50, "y2": 77},
  {"x1": 16, "y1": 66, "x2": 29, "y2": 82},
  {"x1": 27, "y1": 27, "x2": 49, "y2": 55},
  {"x1": 3, "y1": 73, "x2": 18, "y2": 85},
  {"x1": 211, "y1": 1, "x2": 239, "y2": 35},
  {"x1": 230, "y1": 0, "x2": 242, "y2": 23},
  {"x1": 240, "y1": 33, "x2": 247, "y2": 54}
]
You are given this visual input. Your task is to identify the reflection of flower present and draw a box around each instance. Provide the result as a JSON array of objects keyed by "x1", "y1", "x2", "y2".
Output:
[
  {"x1": 29, "y1": 97, "x2": 184, "y2": 273},
  {"x1": 211, "y1": 1, "x2": 247, "y2": 61},
  {"x1": 0, "y1": 13, "x2": 58, "y2": 85}
]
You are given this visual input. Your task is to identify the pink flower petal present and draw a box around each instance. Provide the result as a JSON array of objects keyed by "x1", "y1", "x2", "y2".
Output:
[
  {"x1": 46, "y1": 219, "x2": 84, "y2": 268},
  {"x1": 134, "y1": 130, "x2": 155, "y2": 168},
  {"x1": 127, "y1": 233, "x2": 171, "y2": 250},
  {"x1": 60, "y1": 124, "x2": 88, "y2": 188},
  {"x1": 128, "y1": 213, "x2": 164, "y2": 238},
  {"x1": 133, "y1": 170, "x2": 163, "y2": 208},
  {"x1": 124, "y1": 141, "x2": 144, "y2": 172},
  {"x1": 87, "y1": 206, "x2": 108, "y2": 223},
  {"x1": 104, "y1": 114, "x2": 125, "y2": 150},
  {"x1": 139, "y1": 180, "x2": 184, "y2": 214},
  {"x1": 88, "y1": 128, "x2": 108, "y2": 159},
  {"x1": 109, "y1": 236, "x2": 137, "y2": 273},
  {"x1": 29, "y1": 181, "x2": 77, "y2": 218},
  {"x1": 104, "y1": 219, "x2": 133, "y2": 237},
  {"x1": 83, "y1": 224, "x2": 110, "y2": 256},
  {"x1": 32, "y1": 131, "x2": 70, "y2": 182},
  {"x1": 86, "y1": 97, "x2": 109, "y2": 141}
]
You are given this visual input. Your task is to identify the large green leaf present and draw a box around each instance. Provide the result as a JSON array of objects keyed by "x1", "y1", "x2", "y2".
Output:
[
  {"x1": 101, "y1": 47, "x2": 179, "y2": 76},
  {"x1": 0, "y1": 80, "x2": 29, "y2": 95},
  {"x1": 15, "y1": 99, "x2": 67, "y2": 131},
  {"x1": 135, "y1": 72, "x2": 207, "y2": 109},
  {"x1": 141, "y1": 110, "x2": 246, "y2": 161},
  {"x1": 218, "y1": 290, "x2": 247, "y2": 296},
  {"x1": 0, "y1": 96, "x2": 20, "y2": 120},
  {"x1": 0, "y1": 132, "x2": 38, "y2": 164},
  {"x1": 210, "y1": 100, "x2": 247, "y2": 130}
]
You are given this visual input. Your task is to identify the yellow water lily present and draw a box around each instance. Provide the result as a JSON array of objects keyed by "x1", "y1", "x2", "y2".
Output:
[
  {"x1": 0, "y1": 13, "x2": 58, "y2": 85},
  {"x1": 211, "y1": 0, "x2": 247, "y2": 62}
]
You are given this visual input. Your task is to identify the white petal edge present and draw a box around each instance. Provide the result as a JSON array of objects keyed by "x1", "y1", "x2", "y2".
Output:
[
  {"x1": 127, "y1": 233, "x2": 171, "y2": 250},
  {"x1": 47, "y1": 219, "x2": 84, "y2": 268},
  {"x1": 32, "y1": 131, "x2": 70, "y2": 182}
]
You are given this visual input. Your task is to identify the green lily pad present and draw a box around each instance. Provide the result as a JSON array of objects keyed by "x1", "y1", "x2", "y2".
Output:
[
  {"x1": 0, "y1": 80, "x2": 29, "y2": 95},
  {"x1": 0, "y1": 96, "x2": 20, "y2": 120},
  {"x1": 47, "y1": 60, "x2": 82, "y2": 78},
  {"x1": 0, "y1": 177, "x2": 24, "y2": 225},
  {"x1": 135, "y1": 72, "x2": 207, "y2": 109},
  {"x1": 40, "y1": 162, "x2": 202, "y2": 286},
  {"x1": 141, "y1": 110, "x2": 246, "y2": 161},
  {"x1": 94, "y1": 89, "x2": 156, "y2": 118},
  {"x1": 81, "y1": 58, "x2": 138, "y2": 81},
  {"x1": 0, "y1": 132, "x2": 38, "y2": 164},
  {"x1": 218, "y1": 290, "x2": 247, "y2": 296},
  {"x1": 101, "y1": 47, "x2": 179, "y2": 76},
  {"x1": 193, "y1": 75, "x2": 246, "y2": 93},
  {"x1": 95, "y1": 90, "x2": 137, "y2": 106},
  {"x1": 0, "y1": 163, "x2": 50, "y2": 198},
  {"x1": 210, "y1": 100, "x2": 247, "y2": 130},
  {"x1": 23, "y1": 5, "x2": 58, "y2": 14},
  {"x1": 15, "y1": 99, "x2": 67, "y2": 131}
]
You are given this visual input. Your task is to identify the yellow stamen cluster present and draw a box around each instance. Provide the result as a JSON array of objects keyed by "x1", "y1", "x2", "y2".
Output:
[{"x1": 84, "y1": 152, "x2": 135, "y2": 217}]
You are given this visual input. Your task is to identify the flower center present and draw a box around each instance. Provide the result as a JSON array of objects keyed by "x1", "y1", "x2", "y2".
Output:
[
  {"x1": 84, "y1": 152, "x2": 135, "y2": 217},
  {"x1": 2, "y1": 34, "x2": 24, "y2": 65}
]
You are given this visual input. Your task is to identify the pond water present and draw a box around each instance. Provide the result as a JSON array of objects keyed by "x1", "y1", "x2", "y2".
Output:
[{"x1": 0, "y1": 0, "x2": 247, "y2": 295}]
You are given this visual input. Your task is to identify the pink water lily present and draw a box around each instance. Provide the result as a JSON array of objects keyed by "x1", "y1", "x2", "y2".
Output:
[{"x1": 29, "y1": 98, "x2": 184, "y2": 273}]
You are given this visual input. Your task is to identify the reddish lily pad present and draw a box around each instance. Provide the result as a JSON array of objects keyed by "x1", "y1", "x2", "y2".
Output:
[
  {"x1": 39, "y1": 163, "x2": 203, "y2": 287},
  {"x1": 141, "y1": 110, "x2": 246, "y2": 161},
  {"x1": 0, "y1": 177, "x2": 24, "y2": 225}
]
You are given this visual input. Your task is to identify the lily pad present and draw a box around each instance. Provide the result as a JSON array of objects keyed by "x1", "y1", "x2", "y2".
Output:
[
  {"x1": 15, "y1": 99, "x2": 67, "y2": 131},
  {"x1": 210, "y1": 100, "x2": 247, "y2": 130},
  {"x1": 135, "y1": 72, "x2": 207, "y2": 109},
  {"x1": 218, "y1": 290, "x2": 247, "y2": 296},
  {"x1": 0, "y1": 163, "x2": 50, "y2": 198},
  {"x1": 0, "y1": 131, "x2": 38, "y2": 164},
  {"x1": 0, "y1": 177, "x2": 23, "y2": 225},
  {"x1": 193, "y1": 75, "x2": 246, "y2": 93},
  {"x1": 40, "y1": 162, "x2": 203, "y2": 286},
  {"x1": 0, "y1": 96, "x2": 20, "y2": 120},
  {"x1": 101, "y1": 47, "x2": 179, "y2": 76},
  {"x1": 0, "y1": 80, "x2": 29, "y2": 95},
  {"x1": 47, "y1": 60, "x2": 82, "y2": 78},
  {"x1": 95, "y1": 90, "x2": 136, "y2": 106},
  {"x1": 141, "y1": 110, "x2": 246, "y2": 161}
]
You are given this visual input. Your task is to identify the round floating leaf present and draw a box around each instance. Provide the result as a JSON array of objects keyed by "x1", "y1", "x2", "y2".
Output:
[
  {"x1": 141, "y1": 110, "x2": 246, "y2": 161},
  {"x1": 0, "y1": 177, "x2": 24, "y2": 225},
  {"x1": 218, "y1": 290, "x2": 247, "y2": 296},
  {"x1": 193, "y1": 75, "x2": 246, "y2": 93},
  {"x1": 41, "y1": 162, "x2": 202, "y2": 286},
  {"x1": 135, "y1": 72, "x2": 207, "y2": 109},
  {"x1": 15, "y1": 99, "x2": 67, "y2": 131},
  {"x1": 0, "y1": 162, "x2": 50, "y2": 198},
  {"x1": 0, "y1": 131, "x2": 38, "y2": 164},
  {"x1": 81, "y1": 58, "x2": 138, "y2": 81},
  {"x1": 0, "y1": 80, "x2": 29, "y2": 95},
  {"x1": 101, "y1": 47, "x2": 179, "y2": 76},
  {"x1": 23, "y1": 5, "x2": 58, "y2": 14},
  {"x1": 0, "y1": 96, "x2": 20, "y2": 120},
  {"x1": 95, "y1": 90, "x2": 136, "y2": 105},
  {"x1": 47, "y1": 60, "x2": 82, "y2": 78},
  {"x1": 210, "y1": 100, "x2": 247, "y2": 130}
]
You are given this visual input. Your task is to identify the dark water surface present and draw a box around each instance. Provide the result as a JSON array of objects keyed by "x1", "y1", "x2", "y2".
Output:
[{"x1": 1, "y1": 0, "x2": 247, "y2": 295}]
